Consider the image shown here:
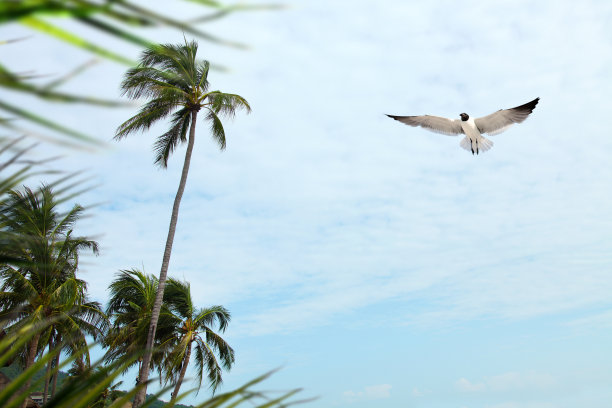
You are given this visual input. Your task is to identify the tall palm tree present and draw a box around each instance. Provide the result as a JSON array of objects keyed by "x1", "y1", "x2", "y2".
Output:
[
  {"x1": 0, "y1": 185, "x2": 99, "y2": 408},
  {"x1": 164, "y1": 278, "x2": 234, "y2": 402},
  {"x1": 115, "y1": 39, "x2": 250, "y2": 407}
]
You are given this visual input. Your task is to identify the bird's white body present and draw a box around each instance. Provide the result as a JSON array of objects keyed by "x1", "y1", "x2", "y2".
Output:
[{"x1": 460, "y1": 118, "x2": 493, "y2": 154}]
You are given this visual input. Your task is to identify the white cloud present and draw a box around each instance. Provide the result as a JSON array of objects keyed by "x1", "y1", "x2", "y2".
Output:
[
  {"x1": 567, "y1": 309, "x2": 612, "y2": 330},
  {"x1": 456, "y1": 372, "x2": 556, "y2": 394},
  {"x1": 343, "y1": 384, "x2": 392, "y2": 401},
  {"x1": 487, "y1": 372, "x2": 555, "y2": 392},
  {"x1": 364, "y1": 384, "x2": 392, "y2": 399},
  {"x1": 486, "y1": 403, "x2": 558, "y2": 408},
  {"x1": 456, "y1": 378, "x2": 486, "y2": 392}
]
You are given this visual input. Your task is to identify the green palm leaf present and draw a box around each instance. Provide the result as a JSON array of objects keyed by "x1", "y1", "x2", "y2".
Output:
[
  {"x1": 20, "y1": 16, "x2": 136, "y2": 65},
  {"x1": 0, "y1": 100, "x2": 100, "y2": 145}
]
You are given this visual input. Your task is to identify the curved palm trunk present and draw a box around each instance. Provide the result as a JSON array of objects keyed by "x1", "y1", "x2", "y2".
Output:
[
  {"x1": 19, "y1": 332, "x2": 41, "y2": 408},
  {"x1": 43, "y1": 340, "x2": 53, "y2": 404},
  {"x1": 133, "y1": 111, "x2": 198, "y2": 408},
  {"x1": 51, "y1": 351, "x2": 60, "y2": 397},
  {"x1": 170, "y1": 340, "x2": 192, "y2": 402}
]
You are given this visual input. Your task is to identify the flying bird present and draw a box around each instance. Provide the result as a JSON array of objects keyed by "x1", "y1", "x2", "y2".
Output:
[{"x1": 386, "y1": 97, "x2": 540, "y2": 155}]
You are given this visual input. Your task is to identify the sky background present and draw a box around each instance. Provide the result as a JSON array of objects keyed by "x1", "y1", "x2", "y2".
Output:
[{"x1": 2, "y1": 1, "x2": 612, "y2": 407}]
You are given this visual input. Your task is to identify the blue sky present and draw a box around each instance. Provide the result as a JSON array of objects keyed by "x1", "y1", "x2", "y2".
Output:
[{"x1": 2, "y1": 1, "x2": 612, "y2": 407}]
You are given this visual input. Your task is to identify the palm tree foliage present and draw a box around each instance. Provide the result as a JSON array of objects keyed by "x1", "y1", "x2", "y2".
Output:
[
  {"x1": 39, "y1": 293, "x2": 107, "y2": 403},
  {"x1": 115, "y1": 40, "x2": 251, "y2": 166},
  {"x1": 105, "y1": 271, "x2": 236, "y2": 400},
  {"x1": 103, "y1": 268, "x2": 177, "y2": 377},
  {"x1": 115, "y1": 39, "x2": 249, "y2": 407},
  {"x1": 0, "y1": 184, "x2": 101, "y2": 406},
  {"x1": 0, "y1": 136, "x2": 56, "y2": 265},
  {"x1": 164, "y1": 278, "x2": 234, "y2": 400},
  {"x1": 0, "y1": 184, "x2": 100, "y2": 329}
]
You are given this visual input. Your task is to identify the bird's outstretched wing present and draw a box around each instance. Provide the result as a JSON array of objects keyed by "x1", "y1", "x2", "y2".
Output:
[
  {"x1": 386, "y1": 114, "x2": 463, "y2": 136},
  {"x1": 474, "y1": 97, "x2": 539, "y2": 136}
]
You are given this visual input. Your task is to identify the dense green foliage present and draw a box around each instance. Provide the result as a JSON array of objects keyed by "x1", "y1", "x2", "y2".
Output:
[
  {"x1": 0, "y1": 363, "x2": 69, "y2": 392},
  {"x1": 0, "y1": 363, "x2": 192, "y2": 408},
  {"x1": 0, "y1": 322, "x2": 303, "y2": 408},
  {"x1": 164, "y1": 279, "x2": 234, "y2": 400}
]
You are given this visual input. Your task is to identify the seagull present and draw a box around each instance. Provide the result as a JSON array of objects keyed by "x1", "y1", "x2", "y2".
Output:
[{"x1": 386, "y1": 97, "x2": 540, "y2": 155}]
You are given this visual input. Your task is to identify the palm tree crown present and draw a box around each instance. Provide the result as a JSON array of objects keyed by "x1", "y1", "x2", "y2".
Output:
[
  {"x1": 164, "y1": 278, "x2": 234, "y2": 400},
  {"x1": 115, "y1": 40, "x2": 251, "y2": 166},
  {"x1": 0, "y1": 185, "x2": 100, "y2": 330},
  {"x1": 103, "y1": 269, "x2": 176, "y2": 374}
]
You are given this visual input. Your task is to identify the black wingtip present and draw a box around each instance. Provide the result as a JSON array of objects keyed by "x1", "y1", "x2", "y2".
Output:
[{"x1": 515, "y1": 97, "x2": 540, "y2": 113}]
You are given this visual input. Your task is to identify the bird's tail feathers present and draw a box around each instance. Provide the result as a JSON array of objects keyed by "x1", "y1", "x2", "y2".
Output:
[
  {"x1": 478, "y1": 136, "x2": 494, "y2": 152},
  {"x1": 460, "y1": 136, "x2": 471, "y2": 152},
  {"x1": 460, "y1": 136, "x2": 494, "y2": 155}
]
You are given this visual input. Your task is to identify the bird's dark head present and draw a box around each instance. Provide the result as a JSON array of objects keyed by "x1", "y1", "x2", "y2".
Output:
[{"x1": 460, "y1": 113, "x2": 469, "y2": 121}]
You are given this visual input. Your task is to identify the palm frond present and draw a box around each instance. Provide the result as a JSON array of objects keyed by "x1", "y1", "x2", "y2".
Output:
[
  {"x1": 195, "y1": 305, "x2": 231, "y2": 331},
  {"x1": 115, "y1": 1, "x2": 247, "y2": 49},
  {"x1": 205, "y1": 108, "x2": 227, "y2": 150},
  {"x1": 164, "y1": 278, "x2": 194, "y2": 317},
  {"x1": 203, "y1": 329, "x2": 234, "y2": 370},
  {"x1": 194, "y1": 336, "x2": 223, "y2": 392},
  {"x1": 0, "y1": 100, "x2": 99, "y2": 145},
  {"x1": 196, "y1": 60, "x2": 211, "y2": 92},
  {"x1": 153, "y1": 108, "x2": 192, "y2": 168},
  {"x1": 120, "y1": 66, "x2": 190, "y2": 100},
  {"x1": 207, "y1": 92, "x2": 252, "y2": 118},
  {"x1": 0, "y1": 63, "x2": 124, "y2": 106},
  {"x1": 20, "y1": 16, "x2": 136, "y2": 65},
  {"x1": 115, "y1": 98, "x2": 179, "y2": 140}
]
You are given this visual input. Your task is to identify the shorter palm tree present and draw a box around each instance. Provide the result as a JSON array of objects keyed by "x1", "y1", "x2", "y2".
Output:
[
  {"x1": 164, "y1": 278, "x2": 234, "y2": 401},
  {"x1": 40, "y1": 291, "x2": 107, "y2": 402},
  {"x1": 103, "y1": 269, "x2": 176, "y2": 378},
  {"x1": 0, "y1": 185, "x2": 99, "y2": 408}
]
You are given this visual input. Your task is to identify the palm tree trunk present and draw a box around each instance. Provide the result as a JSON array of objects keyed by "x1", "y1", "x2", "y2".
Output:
[
  {"x1": 133, "y1": 110, "x2": 198, "y2": 408},
  {"x1": 170, "y1": 341, "x2": 192, "y2": 402},
  {"x1": 19, "y1": 331, "x2": 41, "y2": 408},
  {"x1": 51, "y1": 349, "x2": 60, "y2": 397},
  {"x1": 43, "y1": 340, "x2": 53, "y2": 404}
]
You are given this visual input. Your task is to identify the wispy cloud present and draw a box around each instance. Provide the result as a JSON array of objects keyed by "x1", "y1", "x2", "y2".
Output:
[
  {"x1": 567, "y1": 309, "x2": 612, "y2": 330},
  {"x1": 343, "y1": 384, "x2": 392, "y2": 401},
  {"x1": 40, "y1": 0, "x2": 610, "y2": 339},
  {"x1": 456, "y1": 377, "x2": 486, "y2": 393},
  {"x1": 456, "y1": 371, "x2": 556, "y2": 394},
  {"x1": 485, "y1": 402, "x2": 558, "y2": 408}
]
